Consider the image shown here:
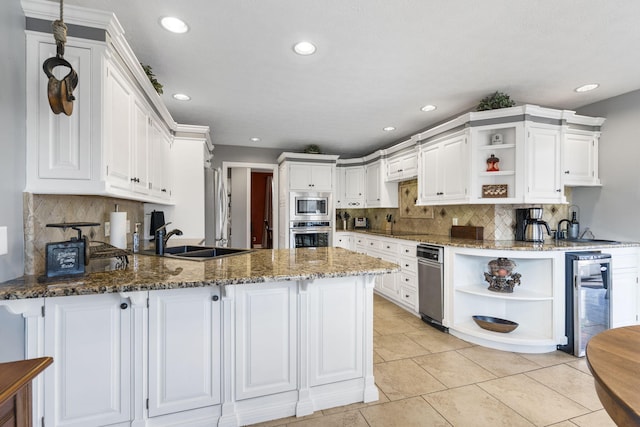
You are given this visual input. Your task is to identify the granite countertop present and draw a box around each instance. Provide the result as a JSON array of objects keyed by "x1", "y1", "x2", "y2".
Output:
[
  {"x1": 0, "y1": 248, "x2": 399, "y2": 300},
  {"x1": 343, "y1": 229, "x2": 640, "y2": 251}
]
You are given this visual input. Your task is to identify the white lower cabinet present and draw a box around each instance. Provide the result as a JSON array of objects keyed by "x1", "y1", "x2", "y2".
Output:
[
  {"x1": 17, "y1": 276, "x2": 378, "y2": 427},
  {"x1": 334, "y1": 232, "x2": 353, "y2": 250},
  {"x1": 309, "y1": 278, "x2": 364, "y2": 386},
  {"x1": 352, "y1": 233, "x2": 419, "y2": 314},
  {"x1": 609, "y1": 247, "x2": 639, "y2": 328},
  {"x1": 148, "y1": 287, "x2": 221, "y2": 417},
  {"x1": 44, "y1": 293, "x2": 132, "y2": 427},
  {"x1": 234, "y1": 283, "x2": 298, "y2": 400}
]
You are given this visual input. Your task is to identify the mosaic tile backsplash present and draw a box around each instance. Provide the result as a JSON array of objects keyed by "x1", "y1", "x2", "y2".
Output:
[
  {"x1": 23, "y1": 193, "x2": 144, "y2": 275},
  {"x1": 337, "y1": 181, "x2": 572, "y2": 240}
]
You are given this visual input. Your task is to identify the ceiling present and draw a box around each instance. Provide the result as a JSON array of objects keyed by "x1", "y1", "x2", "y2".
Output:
[{"x1": 55, "y1": 0, "x2": 640, "y2": 157}]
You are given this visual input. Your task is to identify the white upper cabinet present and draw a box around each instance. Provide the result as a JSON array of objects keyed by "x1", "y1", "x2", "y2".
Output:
[
  {"x1": 525, "y1": 124, "x2": 564, "y2": 203},
  {"x1": 337, "y1": 165, "x2": 365, "y2": 207},
  {"x1": 365, "y1": 158, "x2": 398, "y2": 208},
  {"x1": 414, "y1": 105, "x2": 603, "y2": 205},
  {"x1": 344, "y1": 166, "x2": 365, "y2": 206},
  {"x1": 104, "y1": 62, "x2": 134, "y2": 192},
  {"x1": 23, "y1": 3, "x2": 210, "y2": 204},
  {"x1": 26, "y1": 37, "x2": 96, "y2": 193},
  {"x1": 385, "y1": 149, "x2": 418, "y2": 182},
  {"x1": 563, "y1": 129, "x2": 602, "y2": 186},
  {"x1": 417, "y1": 131, "x2": 469, "y2": 205},
  {"x1": 289, "y1": 163, "x2": 334, "y2": 191}
]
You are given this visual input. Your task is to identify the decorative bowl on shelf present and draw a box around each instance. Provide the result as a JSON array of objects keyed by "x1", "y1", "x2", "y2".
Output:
[{"x1": 472, "y1": 315, "x2": 519, "y2": 333}]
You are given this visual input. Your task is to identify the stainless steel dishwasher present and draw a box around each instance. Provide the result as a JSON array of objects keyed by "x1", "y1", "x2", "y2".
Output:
[{"x1": 417, "y1": 244, "x2": 447, "y2": 331}]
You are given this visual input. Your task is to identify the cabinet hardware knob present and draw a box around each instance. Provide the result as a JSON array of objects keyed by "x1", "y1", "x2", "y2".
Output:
[
  {"x1": 405, "y1": 278, "x2": 409, "y2": 282},
  {"x1": 120, "y1": 302, "x2": 128, "y2": 310},
  {"x1": 564, "y1": 170, "x2": 570, "y2": 174},
  {"x1": 212, "y1": 295, "x2": 219, "y2": 301},
  {"x1": 161, "y1": 188, "x2": 167, "y2": 192},
  {"x1": 405, "y1": 295, "x2": 410, "y2": 298},
  {"x1": 556, "y1": 189, "x2": 562, "y2": 192}
]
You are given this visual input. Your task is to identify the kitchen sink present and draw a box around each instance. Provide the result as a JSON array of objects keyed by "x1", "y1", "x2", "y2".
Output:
[{"x1": 142, "y1": 245, "x2": 252, "y2": 261}]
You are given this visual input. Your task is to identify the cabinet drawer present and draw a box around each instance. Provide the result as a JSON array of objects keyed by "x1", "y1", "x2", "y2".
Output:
[
  {"x1": 398, "y1": 272, "x2": 417, "y2": 288},
  {"x1": 399, "y1": 285, "x2": 417, "y2": 309},
  {"x1": 365, "y1": 238, "x2": 383, "y2": 251},
  {"x1": 398, "y1": 243, "x2": 417, "y2": 257},
  {"x1": 380, "y1": 240, "x2": 398, "y2": 253},
  {"x1": 399, "y1": 258, "x2": 417, "y2": 274}
]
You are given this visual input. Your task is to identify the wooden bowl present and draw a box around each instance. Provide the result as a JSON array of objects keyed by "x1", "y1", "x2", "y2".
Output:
[{"x1": 472, "y1": 315, "x2": 519, "y2": 333}]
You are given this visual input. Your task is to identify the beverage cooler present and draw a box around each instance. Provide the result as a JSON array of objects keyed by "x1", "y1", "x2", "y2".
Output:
[{"x1": 559, "y1": 252, "x2": 611, "y2": 357}]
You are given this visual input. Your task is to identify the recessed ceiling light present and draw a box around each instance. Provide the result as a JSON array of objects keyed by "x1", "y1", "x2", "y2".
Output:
[
  {"x1": 250, "y1": 137, "x2": 261, "y2": 142},
  {"x1": 293, "y1": 41, "x2": 316, "y2": 55},
  {"x1": 383, "y1": 126, "x2": 396, "y2": 132},
  {"x1": 575, "y1": 83, "x2": 599, "y2": 93},
  {"x1": 160, "y1": 16, "x2": 189, "y2": 34},
  {"x1": 172, "y1": 93, "x2": 191, "y2": 101},
  {"x1": 420, "y1": 104, "x2": 437, "y2": 112}
]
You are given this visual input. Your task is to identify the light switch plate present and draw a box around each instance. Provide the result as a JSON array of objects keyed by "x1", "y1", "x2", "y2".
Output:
[{"x1": 0, "y1": 226, "x2": 7, "y2": 255}]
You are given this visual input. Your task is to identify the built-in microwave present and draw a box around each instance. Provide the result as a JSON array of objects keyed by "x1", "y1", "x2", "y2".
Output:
[{"x1": 290, "y1": 192, "x2": 332, "y2": 221}]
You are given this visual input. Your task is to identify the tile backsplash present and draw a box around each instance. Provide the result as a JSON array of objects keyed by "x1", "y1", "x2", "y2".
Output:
[
  {"x1": 23, "y1": 193, "x2": 144, "y2": 275},
  {"x1": 337, "y1": 180, "x2": 572, "y2": 240}
]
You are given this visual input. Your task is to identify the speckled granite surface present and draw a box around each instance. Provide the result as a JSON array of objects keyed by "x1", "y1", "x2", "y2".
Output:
[
  {"x1": 0, "y1": 248, "x2": 399, "y2": 300},
  {"x1": 347, "y1": 229, "x2": 640, "y2": 251}
]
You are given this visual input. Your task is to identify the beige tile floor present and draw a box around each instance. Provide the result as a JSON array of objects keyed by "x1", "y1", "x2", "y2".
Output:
[{"x1": 251, "y1": 295, "x2": 615, "y2": 427}]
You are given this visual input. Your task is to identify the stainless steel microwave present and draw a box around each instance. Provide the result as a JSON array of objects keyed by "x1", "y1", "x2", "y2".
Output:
[{"x1": 290, "y1": 192, "x2": 332, "y2": 221}]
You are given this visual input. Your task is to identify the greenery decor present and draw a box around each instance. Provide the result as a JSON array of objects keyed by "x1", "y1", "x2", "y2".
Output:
[
  {"x1": 304, "y1": 144, "x2": 321, "y2": 154},
  {"x1": 141, "y1": 63, "x2": 163, "y2": 94},
  {"x1": 476, "y1": 91, "x2": 516, "y2": 111}
]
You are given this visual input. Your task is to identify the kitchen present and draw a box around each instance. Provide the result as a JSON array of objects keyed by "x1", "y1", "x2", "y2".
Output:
[{"x1": 2, "y1": 0, "x2": 640, "y2": 426}]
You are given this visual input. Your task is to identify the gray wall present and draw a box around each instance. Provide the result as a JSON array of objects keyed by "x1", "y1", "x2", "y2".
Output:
[
  {"x1": 212, "y1": 144, "x2": 283, "y2": 169},
  {"x1": 573, "y1": 90, "x2": 640, "y2": 242},
  {"x1": 0, "y1": 0, "x2": 26, "y2": 362}
]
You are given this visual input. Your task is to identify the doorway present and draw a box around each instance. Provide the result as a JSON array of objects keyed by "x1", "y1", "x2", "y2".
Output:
[{"x1": 223, "y1": 162, "x2": 278, "y2": 249}]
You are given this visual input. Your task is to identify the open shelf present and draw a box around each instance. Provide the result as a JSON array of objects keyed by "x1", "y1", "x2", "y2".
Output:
[
  {"x1": 479, "y1": 171, "x2": 515, "y2": 177},
  {"x1": 478, "y1": 143, "x2": 516, "y2": 151},
  {"x1": 456, "y1": 284, "x2": 552, "y2": 301},
  {"x1": 454, "y1": 320, "x2": 556, "y2": 345}
]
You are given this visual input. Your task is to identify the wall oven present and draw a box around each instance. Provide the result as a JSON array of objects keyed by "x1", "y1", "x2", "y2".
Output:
[
  {"x1": 290, "y1": 192, "x2": 332, "y2": 221},
  {"x1": 289, "y1": 221, "x2": 332, "y2": 248}
]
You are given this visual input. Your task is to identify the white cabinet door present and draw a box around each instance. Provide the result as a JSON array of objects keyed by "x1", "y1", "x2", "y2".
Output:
[
  {"x1": 563, "y1": 132, "x2": 599, "y2": 186},
  {"x1": 289, "y1": 163, "x2": 311, "y2": 190},
  {"x1": 335, "y1": 167, "x2": 345, "y2": 208},
  {"x1": 148, "y1": 287, "x2": 221, "y2": 417},
  {"x1": 526, "y1": 126, "x2": 563, "y2": 202},
  {"x1": 149, "y1": 119, "x2": 172, "y2": 200},
  {"x1": 611, "y1": 270, "x2": 638, "y2": 328},
  {"x1": 44, "y1": 293, "x2": 131, "y2": 427},
  {"x1": 334, "y1": 232, "x2": 352, "y2": 249},
  {"x1": 31, "y1": 41, "x2": 92, "y2": 182},
  {"x1": 344, "y1": 166, "x2": 365, "y2": 207},
  {"x1": 417, "y1": 144, "x2": 440, "y2": 202},
  {"x1": 132, "y1": 99, "x2": 150, "y2": 195},
  {"x1": 309, "y1": 278, "x2": 363, "y2": 386},
  {"x1": 365, "y1": 161, "x2": 382, "y2": 206},
  {"x1": 235, "y1": 283, "x2": 297, "y2": 400},
  {"x1": 364, "y1": 161, "x2": 397, "y2": 207},
  {"x1": 441, "y1": 134, "x2": 468, "y2": 201},
  {"x1": 105, "y1": 63, "x2": 133, "y2": 191},
  {"x1": 310, "y1": 164, "x2": 333, "y2": 191}
]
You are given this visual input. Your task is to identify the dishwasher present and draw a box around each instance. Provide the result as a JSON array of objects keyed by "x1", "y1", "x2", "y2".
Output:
[{"x1": 417, "y1": 244, "x2": 447, "y2": 331}]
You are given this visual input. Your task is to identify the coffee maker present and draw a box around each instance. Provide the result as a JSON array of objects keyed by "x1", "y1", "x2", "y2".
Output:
[{"x1": 515, "y1": 208, "x2": 551, "y2": 242}]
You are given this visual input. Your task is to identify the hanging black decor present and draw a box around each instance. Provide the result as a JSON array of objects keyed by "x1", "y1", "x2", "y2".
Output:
[{"x1": 42, "y1": 0, "x2": 78, "y2": 116}]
